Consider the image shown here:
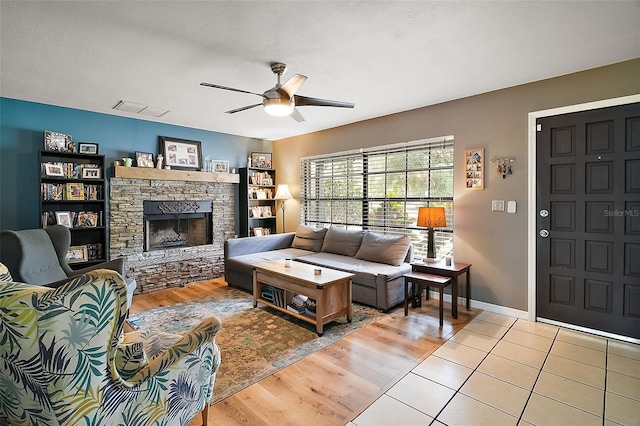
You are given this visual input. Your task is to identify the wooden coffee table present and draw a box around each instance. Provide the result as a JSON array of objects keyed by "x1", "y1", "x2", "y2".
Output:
[{"x1": 253, "y1": 260, "x2": 354, "y2": 335}]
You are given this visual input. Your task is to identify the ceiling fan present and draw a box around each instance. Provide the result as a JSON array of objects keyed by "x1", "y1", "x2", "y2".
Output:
[{"x1": 200, "y1": 62, "x2": 354, "y2": 122}]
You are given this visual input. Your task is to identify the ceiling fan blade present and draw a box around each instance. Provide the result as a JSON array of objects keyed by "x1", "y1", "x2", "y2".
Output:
[
  {"x1": 290, "y1": 108, "x2": 305, "y2": 122},
  {"x1": 225, "y1": 103, "x2": 262, "y2": 114},
  {"x1": 294, "y1": 95, "x2": 355, "y2": 109},
  {"x1": 279, "y1": 74, "x2": 307, "y2": 98},
  {"x1": 200, "y1": 82, "x2": 263, "y2": 97}
]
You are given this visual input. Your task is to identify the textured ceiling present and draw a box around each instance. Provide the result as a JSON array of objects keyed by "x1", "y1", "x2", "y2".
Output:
[{"x1": 1, "y1": 1, "x2": 638, "y2": 140}]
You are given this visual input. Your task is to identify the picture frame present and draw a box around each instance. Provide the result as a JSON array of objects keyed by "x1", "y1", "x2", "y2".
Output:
[
  {"x1": 136, "y1": 151, "x2": 155, "y2": 168},
  {"x1": 66, "y1": 245, "x2": 88, "y2": 263},
  {"x1": 76, "y1": 211, "x2": 98, "y2": 228},
  {"x1": 44, "y1": 130, "x2": 74, "y2": 152},
  {"x1": 253, "y1": 227, "x2": 264, "y2": 237},
  {"x1": 78, "y1": 142, "x2": 99, "y2": 155},
  {"x1": 212, "y1": 160, "x2": 230, "y2": 173},
  {"x1": 159, "y1": 136, "x2": 203, "y2": 171},
  {"x1": 55, "y1": 211, "x2": 72, "y2": 228},
  {"x1": 65, "y1": 183, "x2": 85, "y2": 200},
  {"x1": 44, "y1": 162, "x2": 65, "y2": 177},
  {"x1": 250, "y1": 152, "x2": 272, "y2": 169},
  {"x1": 81, "y1": 167, "x2": 101, "y2": 179},
  {"x1": 464, "y1": 148, "x2": 484, "y2": 190}
]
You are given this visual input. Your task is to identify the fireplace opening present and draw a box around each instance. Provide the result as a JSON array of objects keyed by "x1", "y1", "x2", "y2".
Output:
[{"x1": 143, "y1": 200, "x2": 212, "y2": 252}]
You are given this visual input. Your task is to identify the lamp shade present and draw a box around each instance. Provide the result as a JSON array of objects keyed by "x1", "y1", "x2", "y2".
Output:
[
  {"x1": 274, "y1": 184, "x2": 293, "y2": 200},
  {"x1": 417, "y1": 207, "x2": 446, "y2": 228}
]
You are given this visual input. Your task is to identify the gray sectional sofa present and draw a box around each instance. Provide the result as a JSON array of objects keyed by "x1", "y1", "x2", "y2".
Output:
[{"x1": 224, "y1": 225, "x2": 414, "y2": 311}]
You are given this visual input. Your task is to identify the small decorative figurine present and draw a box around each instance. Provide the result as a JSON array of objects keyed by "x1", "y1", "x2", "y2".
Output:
[{"x1": 156, "y1": 154, "x2": 164, "y2": 169}]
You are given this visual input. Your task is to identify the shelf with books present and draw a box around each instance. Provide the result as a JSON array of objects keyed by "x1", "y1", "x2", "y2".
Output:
[
  {"x1": 39, "y1": 149, "x2": 108, "y2": 270},
  {"x1": 239, "y1": 166, "x2": 277, "y2": 237}
]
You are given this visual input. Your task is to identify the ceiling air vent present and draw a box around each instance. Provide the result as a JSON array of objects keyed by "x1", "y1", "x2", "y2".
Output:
[{"x1": 113, "y1": 101, "x2": 169, "y2": 117}]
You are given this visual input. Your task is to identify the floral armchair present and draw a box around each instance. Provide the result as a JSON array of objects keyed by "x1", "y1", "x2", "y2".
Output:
[{"x1": 0, "y1": 268, "x2": 221, "y2": 426}]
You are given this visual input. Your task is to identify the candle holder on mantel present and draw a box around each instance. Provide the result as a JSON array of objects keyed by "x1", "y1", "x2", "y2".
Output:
[{"x1": 491, "y1": 157, "x2": 515, "y2": 179}]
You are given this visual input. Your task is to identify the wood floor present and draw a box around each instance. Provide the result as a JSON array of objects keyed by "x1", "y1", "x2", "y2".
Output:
[{"x1": 128, "y1": 279, "x2": 480, "y2": 426}]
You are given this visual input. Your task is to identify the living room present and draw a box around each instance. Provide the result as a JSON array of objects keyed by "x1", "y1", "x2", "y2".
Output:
[{"x1": 1, "y1": 1, "x2": 640, "y2": 425}]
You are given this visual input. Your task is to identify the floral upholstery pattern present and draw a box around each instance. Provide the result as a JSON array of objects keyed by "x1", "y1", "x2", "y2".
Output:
[
  {"x1": 0, "y1": 262, "x2": 12, "y2": 281},
  {"x1": 0, "y1": 269, "x2": 221, "y2": 426}
]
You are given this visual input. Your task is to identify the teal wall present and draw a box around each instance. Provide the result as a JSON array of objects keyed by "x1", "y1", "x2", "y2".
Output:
[{"x1": 0, "y1": 97, "x2": 270, "y2": 231}]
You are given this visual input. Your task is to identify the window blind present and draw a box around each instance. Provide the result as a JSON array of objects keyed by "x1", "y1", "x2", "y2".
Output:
[{"x1": 300, "y1": 136, "x2": 454, "y2": 259}]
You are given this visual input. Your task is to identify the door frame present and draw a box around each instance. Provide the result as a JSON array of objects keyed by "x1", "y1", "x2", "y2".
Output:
[{"x1": 527, "y1": 94, "x2": 640, "y2": 332}]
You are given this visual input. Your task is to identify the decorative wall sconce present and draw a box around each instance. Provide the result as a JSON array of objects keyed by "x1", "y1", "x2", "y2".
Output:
[{"x1": 491, "y1": 157, "x2": 515, "y2": 179}]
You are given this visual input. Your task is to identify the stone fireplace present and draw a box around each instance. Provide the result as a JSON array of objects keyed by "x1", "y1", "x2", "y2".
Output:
[{"x1": 110, "y1": 168, "x2": 238, "y2": 294}]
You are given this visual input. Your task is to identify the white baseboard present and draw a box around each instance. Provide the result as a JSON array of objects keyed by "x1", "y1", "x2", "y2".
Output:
[
  {"x1": 429, "y1": 290, "x2": 528, "y2": 320},
  {"x1": 428, "y1": 291, "x2": 639, "y2": 343}
]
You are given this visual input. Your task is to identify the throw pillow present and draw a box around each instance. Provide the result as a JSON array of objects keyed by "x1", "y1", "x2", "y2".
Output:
[
  {"x1": 0, "y1": 262, "x2": 13, "y2": 282},
  {"x1": 292, "y1": 224, "x2": 327, "y2": 252},
  {"x1": 355, "y1": 232, "x2": 412, "y2": 266},
  {"x1": 321, "y1": 227, "x2": 364, "y2": 257}
]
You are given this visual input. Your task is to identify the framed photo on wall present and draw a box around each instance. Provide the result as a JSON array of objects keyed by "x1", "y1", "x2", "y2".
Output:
[
  {"x1": 464, "y1": 148, "x2": 484, "y2": 190},
  {"x1": 159, "y1": 136, "x2": 203, "y2": 171}
]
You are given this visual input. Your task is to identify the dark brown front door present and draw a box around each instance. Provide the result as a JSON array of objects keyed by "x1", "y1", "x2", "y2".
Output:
[{"x1": 536, "y1": 102, "x2": 640, "y2": 339}]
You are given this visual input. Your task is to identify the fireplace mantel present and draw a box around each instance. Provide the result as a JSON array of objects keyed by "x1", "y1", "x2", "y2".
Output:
[{"x1": 114, "y1": 165, "x2": 239, "y2": 183}]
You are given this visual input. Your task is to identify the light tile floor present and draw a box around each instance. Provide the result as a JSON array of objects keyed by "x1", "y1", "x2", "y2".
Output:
[{"x1": 350, "y1": 311, "x2": 640, "y2": 426}]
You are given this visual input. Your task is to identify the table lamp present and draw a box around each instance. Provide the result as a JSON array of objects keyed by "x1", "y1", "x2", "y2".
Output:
[
  {"x1": 417, "y1": 206, "x2": 446, "y2": 260},
  {"x1": 274, "y1": 184, "x2": 293, "y2": 232}
]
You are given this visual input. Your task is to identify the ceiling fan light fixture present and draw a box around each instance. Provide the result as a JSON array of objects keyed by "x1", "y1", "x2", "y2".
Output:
[{"x1": 263, "y1": 97, "x2": 294, "y2": 116}]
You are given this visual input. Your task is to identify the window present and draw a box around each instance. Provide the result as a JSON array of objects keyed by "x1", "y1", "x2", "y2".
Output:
[{"x1": 301, "y1": 136, "x2": 454, "y2": 259}]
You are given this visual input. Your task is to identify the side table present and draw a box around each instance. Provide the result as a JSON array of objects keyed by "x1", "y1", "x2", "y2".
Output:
[
  {"x1": 411, "y1": 260, "x2": 472, "y2": 319},
  {"x1": 404, "y1": 272, "x2": 453, "y2": 325}
]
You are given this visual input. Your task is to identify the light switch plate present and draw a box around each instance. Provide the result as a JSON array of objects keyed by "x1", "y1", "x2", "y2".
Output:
[
  {"x1": 492, "y1": 200, "x2": 505, "y2": 212},
  {"x1": 507, "y1": 200, "x2": 517, "y2": 213}
]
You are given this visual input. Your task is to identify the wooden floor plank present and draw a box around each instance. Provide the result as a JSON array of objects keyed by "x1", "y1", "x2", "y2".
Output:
[{"x1": 127, "y1": 279, "x2": 480, "y2": 425}]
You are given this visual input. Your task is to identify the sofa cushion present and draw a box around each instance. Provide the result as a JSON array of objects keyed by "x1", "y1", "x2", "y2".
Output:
[
  {"x1": 225, "y1": 248, "x2": 315, "y2": 275},
  {"x1": 291, "y1": 225, "x2": 327, "y2": 252},
  {"x1": 0, "y1": 262, "x2": 12, "y2": 282},
  {"x1": 296, "y1": 252, "x2": 411, "y2": 289},
  {"x1": 355, "y1": 232, "x2": 411, "y2": 266},
  {"x1": 321, "y1": 227, "x2": 364, "y2": 257},
  {"x1": 295, "y1": 253, "x2": 377, "y2": 289}
]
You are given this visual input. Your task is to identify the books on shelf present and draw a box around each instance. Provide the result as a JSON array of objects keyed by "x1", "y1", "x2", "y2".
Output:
[
  {"x1": 262, "y1": 286, "x2": 285, "y2": 308},
  {"x1": 41, "y1": 183, "x2": 102, "y2": 201},
  {"x1": 287, "y1": 304, "x2": 305, "y2": 314},
  {"x1": 42, "y1": 210, "x2": 103, "y2": 228},
  {"x1": 249, "y1": 171, "x2": 273, "y2": 186},
  {"x1": 287, "y1": 294, "x2": 308, "y2": 314}
]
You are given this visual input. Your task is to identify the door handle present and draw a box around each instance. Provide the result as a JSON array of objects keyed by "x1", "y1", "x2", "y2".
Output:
[{"x1": 539, "y1": 229, "x2": 549, "y2": 238}]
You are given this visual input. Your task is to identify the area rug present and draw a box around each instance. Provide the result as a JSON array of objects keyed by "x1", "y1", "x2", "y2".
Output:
[{"x1": 127, "y1": 285, "x2": 385, "y2": 404}]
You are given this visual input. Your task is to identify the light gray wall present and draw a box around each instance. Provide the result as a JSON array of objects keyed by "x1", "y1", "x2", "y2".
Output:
[{"x1": 272, "y1": 58, "x2": 640, "y2": 312}]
